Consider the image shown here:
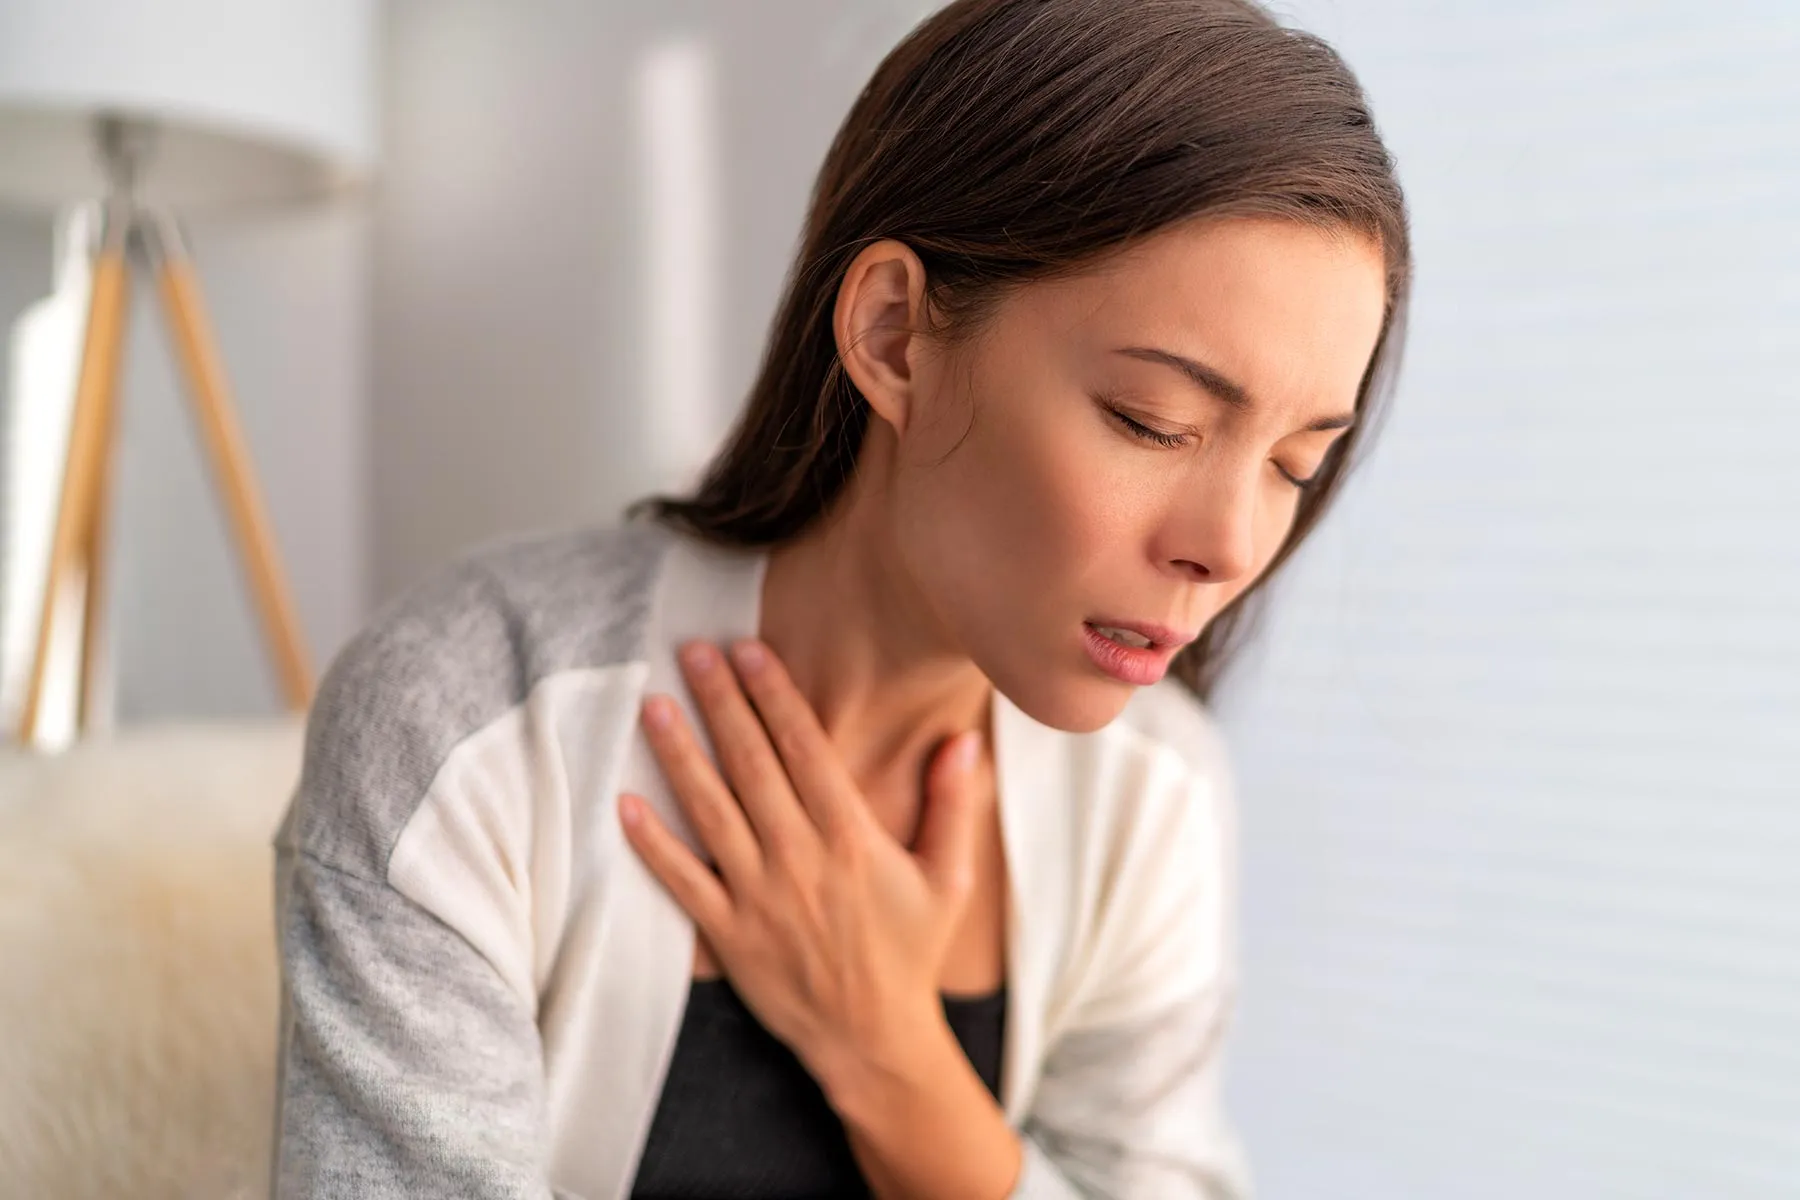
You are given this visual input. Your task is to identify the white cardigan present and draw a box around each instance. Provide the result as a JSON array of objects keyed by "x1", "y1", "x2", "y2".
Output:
[{"x1": 271, "y1": 520, "x2": 1249, "y2": 1199}]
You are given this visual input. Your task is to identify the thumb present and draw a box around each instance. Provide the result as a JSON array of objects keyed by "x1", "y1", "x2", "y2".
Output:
[{"x1": 913, "y1": 731, "x2": 985, "y2": 904}]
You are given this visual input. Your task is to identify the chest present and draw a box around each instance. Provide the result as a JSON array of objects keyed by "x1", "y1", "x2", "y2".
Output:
[{"x1": 538, "y1": 692, "x2": 1090, "y2": 1200}]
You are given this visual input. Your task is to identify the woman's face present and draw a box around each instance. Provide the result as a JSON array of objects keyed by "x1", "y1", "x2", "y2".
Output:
[{"x1": 883, "y1": 217, "x2": 1388, "y2": 732}]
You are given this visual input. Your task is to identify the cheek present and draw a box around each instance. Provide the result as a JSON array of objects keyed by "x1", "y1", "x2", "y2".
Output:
[
  {"x1": 909, "y1": 382, "x2": 1144, "y2": 580},
  {"x1": 888, "y1": 371, "x2": 1136, "y2": 644},
  {"x1": 895, "y1": 416, "x2": 1144, "y2": 731}
]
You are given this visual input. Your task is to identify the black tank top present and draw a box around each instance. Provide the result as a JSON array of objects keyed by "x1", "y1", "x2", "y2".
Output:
[{"x1": 630, "y1": 977, "x2": 1007, "y2": 1199}]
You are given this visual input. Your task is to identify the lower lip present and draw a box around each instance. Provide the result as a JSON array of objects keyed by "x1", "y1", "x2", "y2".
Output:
[{"x1": 1081, "y1": 622, "x2": 1177, "y2": 686}]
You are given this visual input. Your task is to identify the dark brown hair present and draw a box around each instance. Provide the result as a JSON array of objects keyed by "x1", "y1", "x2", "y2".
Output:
[{"x1": 632, "y1": 0, "x2": 1411, "y2": 702}]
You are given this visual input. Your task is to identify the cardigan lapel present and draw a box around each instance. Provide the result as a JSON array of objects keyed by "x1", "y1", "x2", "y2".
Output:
[
  {"x1": 992, "y1": 686, "x2": 1076, "y2": 1122},
  {"x1": 555, "y1": 529, "x2": 769, "y2": 1200}
]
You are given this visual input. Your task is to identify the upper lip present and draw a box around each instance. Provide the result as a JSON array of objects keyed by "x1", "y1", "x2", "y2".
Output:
[{"x1": 1085, "y1": 617, "x2": 1200, "y2": 651}]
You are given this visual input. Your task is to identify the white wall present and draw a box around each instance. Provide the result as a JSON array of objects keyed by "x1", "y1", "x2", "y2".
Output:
[
  {"x1": 371, "y1": 0, "x2": 935, "y2": 602},
  {"x1": 1214, "y1": 3, "x2": 1800, "y2": 1196}
]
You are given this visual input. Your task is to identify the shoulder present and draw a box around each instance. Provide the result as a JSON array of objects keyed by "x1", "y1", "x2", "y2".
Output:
[
  {"x1": 318, "y1": 520, "x2": 672, "y2": 745},
  {"x1": 278, "y1": 521, "x2": 674, "y2": 876}
]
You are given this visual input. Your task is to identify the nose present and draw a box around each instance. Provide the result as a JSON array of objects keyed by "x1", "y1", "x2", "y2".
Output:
[{"x1": 1162, "y1": 462, "x2": 1261, "y2": 585}]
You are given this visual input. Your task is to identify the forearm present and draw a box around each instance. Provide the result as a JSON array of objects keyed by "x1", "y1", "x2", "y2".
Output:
[{"x1": 816, "y1": 1013, "x2": 1023, "y2": 1200}]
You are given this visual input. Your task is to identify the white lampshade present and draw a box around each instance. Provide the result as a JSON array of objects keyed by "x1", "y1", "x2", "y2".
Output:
[{"x1": 0, "y1": 0, "x2": 378, "y2": 213}]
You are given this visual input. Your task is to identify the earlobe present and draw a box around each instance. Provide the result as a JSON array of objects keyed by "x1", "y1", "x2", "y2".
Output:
[{"x1": 833, "y1": 239, "x2": 930, "y2": 434}]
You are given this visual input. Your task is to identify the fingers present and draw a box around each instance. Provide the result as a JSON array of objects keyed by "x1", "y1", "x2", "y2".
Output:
[
  {"x1": 725, "y1": 639, "x2": 866, "y2": 842},
  {"x1": 640, "y1": 694, "x2": 764, "y2": 888},
  {"x1": 618, "y1": 793, "x2": 734, "y2": 936},
  {"x1": 676, "y1": 641, "x2": 819, "y2": 860},
  {"x1": 912, "y1": 732, "x2": 985, "y2": 903}
]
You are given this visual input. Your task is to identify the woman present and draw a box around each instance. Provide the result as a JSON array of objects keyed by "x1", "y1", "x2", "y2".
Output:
[{"x1": 270, "y1": 0, "x2": 1409, "y2": 1196}]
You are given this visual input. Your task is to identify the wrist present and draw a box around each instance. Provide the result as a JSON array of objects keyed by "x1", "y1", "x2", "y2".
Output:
[
  {"x1": 816, "y1": 1012, "x2": 1023, "y2": 1200},
  {"x1": 807, "y1": 1002, "x2": 952, "y2": 1126}
]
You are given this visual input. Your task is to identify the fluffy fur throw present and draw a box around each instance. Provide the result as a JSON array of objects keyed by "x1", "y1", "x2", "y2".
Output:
[{"x1": 0, "y1": 718, "x2": 303, "y2": 1200}]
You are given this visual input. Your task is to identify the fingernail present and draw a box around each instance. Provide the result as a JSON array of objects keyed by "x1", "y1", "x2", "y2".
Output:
[
  {"x1": 953, "y1": 733, "x2": 980, "y2": 772},
  {"x1": 731, "y1": 640, "x2": 767, "y2": 672},
  {"x1": 619, "y1": 795, "x2": 643, "y2": 825},
  {"x1": 643, "y1": 695, "x2": 675, "y2": 729},
  {"x1": 681, "y1": 642, "x2": 716, "y2": 674}
]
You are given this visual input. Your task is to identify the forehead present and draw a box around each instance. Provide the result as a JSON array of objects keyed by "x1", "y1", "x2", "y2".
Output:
[{"x1": 1008, "y1": 216, "x2": 1389, "y2": 415}]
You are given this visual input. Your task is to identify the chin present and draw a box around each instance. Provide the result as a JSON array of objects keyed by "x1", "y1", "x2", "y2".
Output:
[{"x1": 986, "y1": 657, "x2": 1136, "y2": 734}]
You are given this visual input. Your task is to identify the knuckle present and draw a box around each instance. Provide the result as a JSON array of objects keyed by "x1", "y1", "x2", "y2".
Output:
[
  {"x1": 743, "y1": 890, "x2": 782, "y2": 931},
  {"x1": 825, "y1": 818, "x2": 868, "y2": 861},
  {"x1": 777, "y1": 832, "x2": 823, "y2": 872},
  {"x1": 760, "y1": 869, "x2": 806, "y2": 913},
  {"x1": 684, "y1": 788, "x2": 722, "y2": 828},
  {"x1": 772, "y1": 725, "x2": 807, "y2": 763},
  {"x1": 760, "y1": 827, "x2": 799, "y2": 867},
  {"x1": 690, "y1": 680, "x2": 731, "y2": 719},
  {"x1": 833, "y1": 842, "x2": 866, "y2": 878},
  {"x1": 690, "y1": 798, "x2": 738, "y2": 846}
]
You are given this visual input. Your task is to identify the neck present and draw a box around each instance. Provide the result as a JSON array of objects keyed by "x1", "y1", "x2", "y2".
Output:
[{"x1": 756, "y1": 479, "x2": 992, "y2": 828}]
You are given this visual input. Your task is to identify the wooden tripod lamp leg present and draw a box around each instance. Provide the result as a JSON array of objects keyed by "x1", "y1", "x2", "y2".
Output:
[
  {"x1": 18, "y1": 210, "x2": 132, "y2": 747},
  {"x1": 145, "y1": 214, "x2": 314, "y2": 712},
  {"x1": 76, "y1": 304, "x2": 125, "y2": 736}
]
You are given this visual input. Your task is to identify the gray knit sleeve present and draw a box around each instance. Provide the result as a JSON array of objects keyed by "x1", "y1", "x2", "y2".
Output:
[
  {"x1": 271, "y1": 849, "x2": 556, "y2": 1198},
  {"x1": 268, "y1": 555, "x2": 562, "y2": 1199}
]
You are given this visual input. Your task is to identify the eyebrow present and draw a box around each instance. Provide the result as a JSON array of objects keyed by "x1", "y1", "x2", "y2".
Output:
[{"x1": 1114, "y1": 346, "x2": 1357, "y2": 433}]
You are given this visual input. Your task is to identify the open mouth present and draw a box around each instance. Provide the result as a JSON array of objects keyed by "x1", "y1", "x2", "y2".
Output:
[
  {"x1": 1081, "y1": 621, "x2": 1175, "y2": 685},
  {"x1": 1087, "y1": 623, "x2": 1157, "y2": 650}
]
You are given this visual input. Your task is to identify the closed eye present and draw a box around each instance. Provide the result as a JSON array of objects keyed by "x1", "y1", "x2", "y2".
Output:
[
  {"x1": 1105, "y1": 404, "x2": 1188, "y2": 449},
  {"x1": 1107, "y1": 396, "x2": 1328, "y2": 488},
  {"x1": 1281, "y1": 440, "x2": 1347, "y2": 490},
  {"x1": 1277, "y1": 462, "x2": 1320, "y2": 490}
]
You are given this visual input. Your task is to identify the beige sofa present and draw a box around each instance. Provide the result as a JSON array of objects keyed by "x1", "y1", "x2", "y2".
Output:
[{"x1": 0, "y1": 717, "x2": 304, "y2": 1199}]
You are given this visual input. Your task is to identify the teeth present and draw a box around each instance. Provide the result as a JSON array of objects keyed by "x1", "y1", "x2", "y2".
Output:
[{"x1": 1095, "y1": 625, "x2": 1153, "y2": 649}]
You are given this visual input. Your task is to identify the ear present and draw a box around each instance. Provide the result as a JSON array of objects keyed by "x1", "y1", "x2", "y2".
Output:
[{"x1": 833, "y1": 239, "x2": 932, "y2": 436}]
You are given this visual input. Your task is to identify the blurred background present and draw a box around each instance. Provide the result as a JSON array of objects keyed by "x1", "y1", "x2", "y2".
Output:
[{"x1": 0, "y1": 1, "x2": 1795, "y2": 1197}]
